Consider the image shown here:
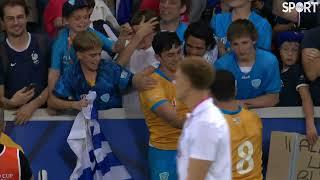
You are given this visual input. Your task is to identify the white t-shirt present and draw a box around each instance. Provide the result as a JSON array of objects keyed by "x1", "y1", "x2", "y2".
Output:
[
  {"x1": 122, "y1": 47, "x2": 159, "y2": 115},
  {"x1": 177, "y1": 98, "x2": 232, "y2": 180}
]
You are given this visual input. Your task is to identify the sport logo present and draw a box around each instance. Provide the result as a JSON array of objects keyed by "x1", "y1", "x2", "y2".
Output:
[{"x1": 282, "y1": 1, "x2": 319, "y2": 13}]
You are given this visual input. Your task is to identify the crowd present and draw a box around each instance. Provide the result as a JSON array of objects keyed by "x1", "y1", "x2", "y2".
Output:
[{"x1": 0, "y1": 0, "x2": 319, "y2": 179}]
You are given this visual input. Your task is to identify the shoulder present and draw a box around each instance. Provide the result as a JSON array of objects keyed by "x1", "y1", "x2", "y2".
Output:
[
  {"x1": 250, "y1": 11, "x2": 271, "y2": 27},
  {"x1": 215, "y1": 52, "x2": 234, "y2": 67},
  {"x1": 256, "y1": 49, "x2": 278, "y2": 65}
]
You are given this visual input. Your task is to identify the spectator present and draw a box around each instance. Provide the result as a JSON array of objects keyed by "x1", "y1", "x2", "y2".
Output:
[
  {"x1": 43, "y1": 0, "x2": 66, "y2": 38},
  {"x1": 49, "y1": 30, "x2": 156, "y2": 111},
  {"x1": 139, "y1": 32, "x2": 189, "y2": 180},
  {"x1": 276, "y1": 31, "x2": 317, "y2": 145},
  {"x1": 211, "y1": 69, "x2": 263, "y2": 180},
  {"x1": 120, "y1": 10, "x2": 160, "y2": 114},
  {"x1": 0, "y1": 108, "x2": 33, "y2": 180},
  {"x1": 175, "y1": 57, "x2": 231, "y2": 180},
  {"x1": 214, "y1": 19, "x2": 281, "y2": 108},
  {"x1": 0, "y1": 0, "x2": 49, "y2": 124},
  {"x1": 25, "y1": 0, "x2": 39, "y2": 32},
  {"x1": 211, "y1": 0, "x2": 272, "y2": 55},
  {"x1": 48, "y1": 0, "x2": 126, "y2": 111},
  {"x1": 184, "y1": 20, "x2": 218, "y2": 65},
  {"x1": 88, "y1": 0, "x2": 120, "y2": 30},
  {"x1": 302, "y1": 26, "x2": 320, "y2": 105},
  {"x1": 159, "y1": 0, "x2": 188, "y2": 42}
]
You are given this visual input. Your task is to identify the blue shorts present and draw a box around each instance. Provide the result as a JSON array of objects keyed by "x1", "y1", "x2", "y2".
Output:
[{"x1": 148, "y1": 146, "x2": 177, "y2": 180}]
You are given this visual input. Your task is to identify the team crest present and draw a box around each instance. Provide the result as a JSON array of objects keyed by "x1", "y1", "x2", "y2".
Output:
[
  {"x1": 251, "y1": 79, "x2": 261, "y2": 89},
  {"x1": 159, "y1": 172, "x2": 169, "y2": 180},
  {"x1": 100, "y1": 93, "x2": 110, "y2": 103},
  {"x1": 31, "y1": 51, "x2": 39, "y2": 64},
  {"x1": 232, "y1": 117, "x2": 241, "y2": 124},
  {"x1": 120, "y1": 71, "x2": 128, "y2": 79}
]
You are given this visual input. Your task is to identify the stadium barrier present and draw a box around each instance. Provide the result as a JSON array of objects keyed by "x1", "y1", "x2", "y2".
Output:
[{"x1": 4, "y1": 107, "x2": 320, "y2": 180}]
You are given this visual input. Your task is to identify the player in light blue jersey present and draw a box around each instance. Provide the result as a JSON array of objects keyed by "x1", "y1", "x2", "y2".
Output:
[
  {"x1": 214, "y1": 19, "x2": 281, "y2": 109},
  {"x1": 210, "y1": 0, "x2": 272, "y2": 55}
]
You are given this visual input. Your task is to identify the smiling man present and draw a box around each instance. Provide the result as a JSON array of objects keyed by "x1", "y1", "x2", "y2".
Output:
[
  {"x1": 0, "y1": 0, "x2": 49, "y2": 124},
  {"x1": 214, "y1": 19, "x2": 281, "y2": 108}
]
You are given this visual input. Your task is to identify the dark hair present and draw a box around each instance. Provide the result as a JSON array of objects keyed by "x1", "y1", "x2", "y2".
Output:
[
  {"x1": 86, "y1": 0, "x2": 95, "y2": 9},
  {"x1": 62, "y1": 0, "x2": 89, "y2": 18},
  {"x1": 152, "y1": 31, "x2": 181, "y2": 55},
  {"x1": 73, "y1": 30, "x2": 103, "y2": 52},
  {"x1": 0, "y1": 0, "x2": 29, "y2": 20},
  {"x1": 130, "y1": 10, "x2": 160, "y2": 32},
  {"x1": 210, "y1": 70, "x2": 236, "y2": 101},
  {"x1": 227, "y1": 19, "x2": 258, "y2": 42},
  {"x1": 184, "y1": 20, "x2": 215, "y2": 50},
  {"x1": 179, "y1": 57, "x2": 215, "y2": 90}
]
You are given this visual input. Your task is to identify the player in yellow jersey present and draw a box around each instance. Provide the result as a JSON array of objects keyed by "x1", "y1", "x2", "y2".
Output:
[
  {"x1": 139, "y1": 32, "x2": 188, "y2": 180},
  {"x1": 211, "y1": 70, "x2": 263, "y2": 180}
]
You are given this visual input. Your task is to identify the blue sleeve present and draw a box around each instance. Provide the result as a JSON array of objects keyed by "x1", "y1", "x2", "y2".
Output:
[
  {"x1": 257, "y1": 21, "x2": 272, "y2": 51},
  {"x1": 93, "y1": 29, "x2": 115, "y2": 53},
  {"x1": 112, "y1": 63, "x2": 133, "y2": 92},
  {"x1": 53, "y1": 68, "x2": 73, "y2": 99},
  {"x1": 51, "y1": 39, "x2": 63, "y2": 70},
  {"x1": 263, "y1": 56, "x2": 281, "y2": 94}
]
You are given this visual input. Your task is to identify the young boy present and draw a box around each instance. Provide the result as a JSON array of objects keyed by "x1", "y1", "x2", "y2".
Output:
[
  {"x1": 48, "y1": 0, "x2": 126, "y2": 110},
  {"x1": 276, "y1": 31, "x2": 318, "y2": 145},
  {"x1": 121, "y1": 10, "x2": 160, "y2": 114},
  {"x1": 139, "y1": 32, "x2": 188, "y2": 180},
  {"x1": 214, "y1": 19, "x2": 281, "y2": 108},
  {"x1": 211, "y1": 70, "x2": 263, "y2": 180},
  {"x1": 49, "y1": 30, "x2": 155, "y2": 111}
]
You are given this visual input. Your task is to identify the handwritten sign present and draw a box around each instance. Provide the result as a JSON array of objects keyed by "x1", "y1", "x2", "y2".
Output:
[{"x1": 266, "y1": 131, "x2": 320, "y2": 180}]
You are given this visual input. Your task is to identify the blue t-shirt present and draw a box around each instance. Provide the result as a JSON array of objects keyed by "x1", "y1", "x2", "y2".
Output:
[
  {"x1": 51, "y1": 28, "x2": 115, "y2": 74},
  {"x1": 214, "y1": 49, "x2": 281, "y2": 100},
  {"x1": 210, "y1": 11, "x2": 272, "y2": 51},
  {"x1": 176, "y1": 22, "x2": 188, "y2": 42},
  {"x1": 54, "y1": 60, "x2": 133, "y2": 110},
  {"x1": 3, "y1": 33, "x2": 48, "y2": 100}
]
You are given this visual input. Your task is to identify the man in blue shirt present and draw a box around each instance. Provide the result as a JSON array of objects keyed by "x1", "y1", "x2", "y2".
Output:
[
  {"x1": 210, "y1": 0, "x2": 272, "y2": 55},
  {"x1": 49, "y1": 30, "x2": 155, "y2": 110},
  {"x1": 214, "y1": 19, "x2": 280, "y2": 108},
  {"x1": 159, "y1": 0, "x2": 188, "y2": 42}
]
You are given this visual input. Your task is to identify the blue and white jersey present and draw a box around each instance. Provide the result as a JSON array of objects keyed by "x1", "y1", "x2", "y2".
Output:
[
  {"x1": 210, "y1": 11, "x2": 272, "y2": 51},
  {"x1": 54, "y1": 60, "x2": 133, "y2": 110},
  {"x1": 214, "y1": 49, "x2": 281, "y2": 100},
  {"x1": 51, "y1": 28, "x2": 115, "y2": 74}
]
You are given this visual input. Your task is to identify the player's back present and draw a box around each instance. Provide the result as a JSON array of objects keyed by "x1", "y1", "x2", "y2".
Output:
[{"x1": 222, "y1": 107, "x2": 263, "y2": 180}]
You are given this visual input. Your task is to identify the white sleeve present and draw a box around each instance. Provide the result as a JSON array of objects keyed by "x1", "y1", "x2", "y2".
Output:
[{"x1": 189, "y1": 122, "x2": 220, "y2": 161}]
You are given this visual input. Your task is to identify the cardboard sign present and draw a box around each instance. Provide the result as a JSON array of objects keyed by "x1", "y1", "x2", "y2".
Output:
[{"x1": 266, "y1": 131, "x2": 320, "y2": 180}]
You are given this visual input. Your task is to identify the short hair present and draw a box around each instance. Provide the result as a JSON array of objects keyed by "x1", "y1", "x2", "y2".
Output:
[
  {"x1": 152, "y1": 31, "x2": 181, "y2": 55},
  {"x1": 210, "y1": 70, "x2": 236, "y2": 101},
  {"x1": 227, "y1": 19, "x2": 258, "y2": 42},
  {"x1": 0, "y1": 0, "x2": 29, "y2": 20},
  {"x1": 62, "y1": 0, "x2": 89, "y2": 18},
  {"x1": 73, "y1": 31, "x2": 103, "y2": 52},
  {"x1": 184, "y1": 20, "x2": 215, "y2": 49},
  {"x1": 130, "y1": 10, "x2": 160, "y2": 32},
  {"x1": 179, "y1": 57, "x2": 215, "y2": 90}
]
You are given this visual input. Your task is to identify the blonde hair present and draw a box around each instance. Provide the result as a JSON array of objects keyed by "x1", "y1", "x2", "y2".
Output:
[{"x1": 73, "y1": 31, "x2": 103, "y2": 52}]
